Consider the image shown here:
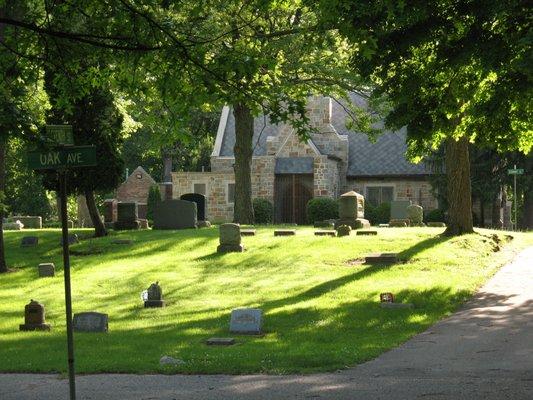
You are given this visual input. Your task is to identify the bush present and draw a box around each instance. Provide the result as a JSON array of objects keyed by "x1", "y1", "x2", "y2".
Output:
[
  {"x1": 424, "y1": 208, "x2": 445, "y2": 223},
  {"x1": 253, "y1": 198, "x2": 273, "y2": 224},
  {"x1": 146, "y1": 185, "x2": 162, "y2": 223},
  {"x1": 306, "y1": 197, "x2": 338, "y2": 224},
  {"x1": 364, "y1": 202, "x2": 390, "y2": 225}
]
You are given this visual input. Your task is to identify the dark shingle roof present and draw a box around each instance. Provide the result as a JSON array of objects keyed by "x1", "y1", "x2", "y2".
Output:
[
  {"x1": 330, "y1": 98, "x2": 431, "y2": 176},
  {"x1": 218, "y1": 95, "x2": 432, "y2": 176}
]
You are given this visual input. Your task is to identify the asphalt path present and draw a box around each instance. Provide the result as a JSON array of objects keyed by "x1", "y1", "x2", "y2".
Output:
[{"x1": 1, "y1": 247, "x2": 532, "y2": 400}]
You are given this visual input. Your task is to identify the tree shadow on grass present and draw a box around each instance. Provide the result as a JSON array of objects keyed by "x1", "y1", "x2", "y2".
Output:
[{"x1": 397, "y1": 234, "x2": 451, "y2": 261}]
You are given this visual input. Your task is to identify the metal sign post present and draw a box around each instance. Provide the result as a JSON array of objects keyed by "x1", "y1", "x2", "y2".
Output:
[
  {"x1": 508, "y1": 165, "x2": 524, "y2": 231},
  {"x1": 28, "y1": 125, "x2": 96, "y2": 400}
]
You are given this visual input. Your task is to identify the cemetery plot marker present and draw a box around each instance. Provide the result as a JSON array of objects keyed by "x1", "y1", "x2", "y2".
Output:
[
  {"x1": 73, "y1": 312, "x2": 109, "y2": 333},
  {"x1": 21, "y1": 236, "x2": 39, "y2": 247},
  {"x1": 314, "y1": 230, "x2": 336, "y2": 237},
  {"x1": 19, "y1": 300, "x2": 51, "y2": 331},
  {"x1": 230, "y1": 308, "x2": 263, "y2": 335},
  {"x1": 38, "y1": 263, "x2": 55, "y2": 277},
  {"x1": 357, "y1": 230, "x2": 378, "y2": 236},
  {"x1": 365, "y1": 253, "x2": 398, "y2": 264},
  {"x1": 240, "y1": 229, "x2": 256, "y2": 236},
  {"x1": 274, "y1": 229, "x2": 296, "y2": 236},
  {"x1": 206, "y1": 338, "x2": 236, "y2": 346}
]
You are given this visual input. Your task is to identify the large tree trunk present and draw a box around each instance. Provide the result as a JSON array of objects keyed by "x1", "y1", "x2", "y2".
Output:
[
  {"x1": 84, "y1": 190, "x2": 107, "y2": 237},
  {"x1": 232, "y1": 103, "x2": 254, "y2": 224},
  {"x1": 444, "y1": 136, "x2": 474, "y2": 236},
  {"x1": 0, "y1": 136, "x2": 8, "y2": 273}
]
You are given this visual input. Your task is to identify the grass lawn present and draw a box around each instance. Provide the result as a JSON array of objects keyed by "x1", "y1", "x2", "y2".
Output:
[{"x1": 0, "y1": 226, "x2": 531, "y2": 374}]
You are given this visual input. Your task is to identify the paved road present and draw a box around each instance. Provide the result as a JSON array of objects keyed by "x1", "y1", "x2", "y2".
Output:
[{"x1": 2, "y1": 248, "x2": 532, "y2": 400}]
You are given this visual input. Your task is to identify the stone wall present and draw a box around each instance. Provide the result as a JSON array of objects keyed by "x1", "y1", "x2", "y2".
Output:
[{"x1": 345, "y1": 178, "x2": 438, "y2": 211}]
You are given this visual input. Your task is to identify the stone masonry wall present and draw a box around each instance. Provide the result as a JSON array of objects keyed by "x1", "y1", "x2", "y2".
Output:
[
  {"x1": 345, "y1": 178, "x2": 438, "y2": 211},
  {"x1": 116, "y1": 166, "x2": 156, "y2": 204}
]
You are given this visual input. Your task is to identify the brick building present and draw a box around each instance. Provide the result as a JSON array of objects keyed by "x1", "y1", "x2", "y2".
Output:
[{"x1": 172, "y1": 94, "x2": 438, "y2": 223}]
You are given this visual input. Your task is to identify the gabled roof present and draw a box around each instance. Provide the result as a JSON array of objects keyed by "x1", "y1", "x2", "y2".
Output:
[{"x1": 214, "y1": 95, "x2": 432, "y2": 176}]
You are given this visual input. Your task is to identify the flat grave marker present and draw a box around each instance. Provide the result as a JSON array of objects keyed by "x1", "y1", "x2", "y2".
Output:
[
  {"x1": 365, "y1": 253, "x2": 398, "y2": 264},
  {"x1": 206, "y1": 337, "x2": 236, "y2": 346},
  {"x1": 230, "y1": 308, "x2": 263, "y2": 335},
  {"x1": 314, "y1": 230, "x2": 336, "y2": 237},
  {"x1": 356, "y1": 230, "x2": 378, "y2": 236},
  {"x1": 21, "y1": 236, "x2": 39, "y2": 247},
  {"x1": 274, "y1": 230, "x2": 296, "y2": 236},
  {"x1": 240, "y1": 229, "x2": 256, "y2": 236},
  {"x1": 73, "y1": 312, "x2": 108, "y2": 333},
  {"x1": 380, "y1": 302, "x2": 414, "y2": 309}
]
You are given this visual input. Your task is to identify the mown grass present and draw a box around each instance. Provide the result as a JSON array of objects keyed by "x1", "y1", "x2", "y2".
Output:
[{"x1": 0, "y1": 226, "x2": 531, "y2": 374}]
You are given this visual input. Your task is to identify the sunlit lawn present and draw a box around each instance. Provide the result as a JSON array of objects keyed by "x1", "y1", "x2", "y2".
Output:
[{"x1": 0, "y1": 226, "x2": 531, "y2": 374}]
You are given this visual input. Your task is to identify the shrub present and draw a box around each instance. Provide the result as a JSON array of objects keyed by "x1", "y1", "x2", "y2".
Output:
[
  {"x1": 364, "y1": 202, "x2": 390, "y2": 225},
  {"x1": 424, "y1": 208, "x2": 445, "y2": 223},
  {"x1": 146, "y1": 185, "x2": 162, "y2": 223},
  {"x1": 306, "y1": 197, "x2": 339, "y2": 224},
  {"x1": 253, "y1": 198, "x2": 273, "y2": 224}
]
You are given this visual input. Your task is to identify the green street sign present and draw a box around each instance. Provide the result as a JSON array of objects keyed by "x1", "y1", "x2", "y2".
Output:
[
  {"x1": 28, "y1": 146, "x2": 97, "y2": 170},
  {"x1": 46, "y1": 125, "x2": 74, "y2": 146},
  {"x1": 508, "y1": 168, "x2": 524, "y2": 175}
]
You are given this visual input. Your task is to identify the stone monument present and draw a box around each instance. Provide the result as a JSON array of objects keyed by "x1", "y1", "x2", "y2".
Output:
[
  {"x1": 407, "y1": 204, "x2": 424, "y2": 226},
  {"x1": 21, "y1": 236, "x2": 38, "y2": 247},
  {"x1": 19, "y1": 300, "x2": 51, "y2": 331},
  {"x1": 152, "y1": 199, "x2": 197, "y2": 230},
  {"x1": 144, "y1": 282, "x2": 165, "y2": 307},
  {"x1": 336, "y1": 224, "x2": 351, "y2": 237},
  {"x1": 335, "y1": 191, "x2": 370, "y2": 229},
  {"x1": 73, "y1": 312, "x2": 109, "y2": 332},
  {"x1": 230, "y1": 308, "x2": 263, "y2": 334},
  {"x1": 217, "y1": 223, "x2": 244, "y2": 253},
  {"x1": 114, "y1": 202, "x2": 140, "y2": 230},
  {"x1": 38, "y1": 263, "x2": 55, "y2": 277}
]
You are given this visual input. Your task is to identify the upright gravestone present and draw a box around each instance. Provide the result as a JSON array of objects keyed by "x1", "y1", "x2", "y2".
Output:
[
  {"x1": 153, "y1": 200, "x2": 197, "y2": 230},
  {"x1": 230, "y1": 308, "x2": 263, "y2": 334},
  {"x1": 390, "y1": 200, "x2": 411, "y2": 220},
  {"x1": 114, "y1": 202, "x2": 140, "y2": 230},
  {"x1": 73, "y1": 312, "x2": 109, "y2": 332},
  {"x1": 144, "y1": 282, "x2": 165, "y2": 307},
  {"x1": 217, "y1": 223, "x2": 243, "y2": 253},
  {"x1": 180, "y1": 193, "x2": 206, "y2": 222},
  {"x1": 60, "y1": 233, "x2": 79, "y2": 246},
  {"x1": 103, "y1": 199, "x2": 117, "y2": 223},
  {"x1": 407, "y1": 204, "x2": 424, "y2": 226},
  {"x1": 38, "y1": 263, "x2": 55, "y2": 277},
  {"x1": 336, "y1": 191, "x2": 370, "y2": 229},
  {"x1": 19, "y1": 300, "x2": 51, "y2": 331},
  {"x1": 21, "y1": 236, "x2": 39, "y2": 247}
]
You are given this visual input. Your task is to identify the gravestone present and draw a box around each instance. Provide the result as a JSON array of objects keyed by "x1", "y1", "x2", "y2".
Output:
[
  {"x1": 314, "y1": 230, "x2": 336, "y2": 237},
  {"x1": 206, "y1": 337, "x2": 235, "y2": 346},
  {"x1": 3, "y1": 220, "x2": 23, "y2": 230},
  {"x1": 180, "y1": 193, "x2": 206, "y2": 221},
  {"x1": 365, "y1": 253, "x2": 398, "y2": 264},
  {"x1": 274, "y1": 229, "x2": 296, "y2": 236},
  {"x1": 153, "y1": 200, "x2": 197, "y2": 230},
  {"x1": 21, "y1": 236, "x2": 38, "y2": 247},
  {"x1": 10, "y1": 216, "x2": 42, "y2": 229},
  {"x1": 240, "y1": 229, "x2": 256, "y2": 236},
  {"x1": 19, "y1": 300, "x2": 51, "y2": 331},
  {"x1": 60, "y1": 233, "x2": 79, "y2": 246},
  {"x1": 357, "y1": 230, "x2": 378, "y2": 236},
  {"x1": 407, "y1": 204, "x2": 424, "y2": 226},
  {"x1": 73, "y1": 312, "x2": 109, "y2": 332},
  {"x1": 144, "y1": 282, "x2": 165, "y2": 307},
  {"x1": 38, "y1": 263, "x2": 55, "y2": 277},
  {"x1": 336, "y1": 225, "x2": 351, "y2": 237},
  {"x1": 336, "y1": 191, "x2": 370, "y2": 229},
  {"x1": 390, "y1": 200, "x2": 411, "y2": 220},
  {"x1": 230, "y1": 308, "x2": 263, "y2": 335},
  {"x1": 217, "y1": 223, "x2": 243, "y2": 253},
  {"x1": 389, "y1": 219, "x2": 409, "y2": 227},
  {"x1": 380, "y1": 292, "x2": 394, "y2": 303},
  {"x1": 114, "y1": 202, "x2": 140, "y2": 230},
  {"x1": 103, "y1": 199, "x2": 117, "y2": 223}
]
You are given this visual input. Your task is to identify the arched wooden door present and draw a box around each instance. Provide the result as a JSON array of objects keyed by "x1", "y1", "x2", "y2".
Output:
[{"x1": 274, "y1": 174, "x2": 313, "y2": 224}]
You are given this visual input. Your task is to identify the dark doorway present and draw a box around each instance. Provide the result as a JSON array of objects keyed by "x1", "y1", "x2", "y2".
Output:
[
  {"x1": 180, "y1": 193, "x2": 206, "y2": 221},
  {"x1": 274, "y1": 174, "x2": 313, "y2": 224}
]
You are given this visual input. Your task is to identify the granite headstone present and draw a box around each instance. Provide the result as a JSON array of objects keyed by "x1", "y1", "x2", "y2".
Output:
[
  {"x1": 73, "y1": 312, "x2": 109, "y2": 332},
  {"x1": 230, "y1": 308, "x2": 262, "y2": 334}
]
